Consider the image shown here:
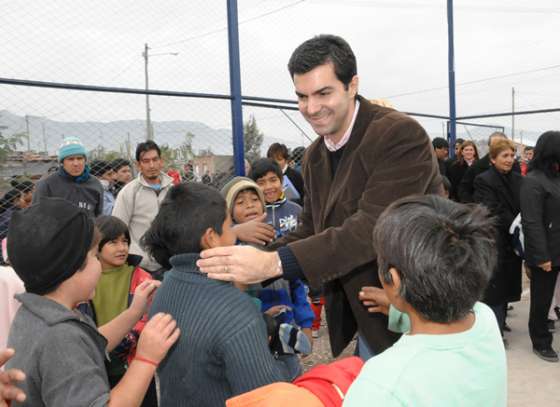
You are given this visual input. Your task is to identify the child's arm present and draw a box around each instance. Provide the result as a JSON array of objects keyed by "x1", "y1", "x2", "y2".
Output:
[
  {"x1": 108, "y1": 313, "x2": 180, "y2": 407},
  {"x1": 98, "y1": 280, "x2": 160, "y2": 352}
]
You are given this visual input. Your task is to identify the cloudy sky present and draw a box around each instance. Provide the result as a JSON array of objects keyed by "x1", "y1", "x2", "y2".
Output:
[{"x1": 1, "y1": 0, "x2": 559, "y2": 149}]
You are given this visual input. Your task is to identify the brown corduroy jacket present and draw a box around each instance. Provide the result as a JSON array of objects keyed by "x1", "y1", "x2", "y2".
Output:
[{"x1": 273, "y1": 96, "x2": 442, "y2": 356}]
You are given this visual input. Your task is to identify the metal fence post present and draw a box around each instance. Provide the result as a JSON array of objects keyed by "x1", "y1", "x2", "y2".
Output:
[
  {"x1": 227, "y1": 0, "x2": 245, "y2": 176},
  {"x1": 447, "y1": 0, "x2": 457, "y2": 157}
]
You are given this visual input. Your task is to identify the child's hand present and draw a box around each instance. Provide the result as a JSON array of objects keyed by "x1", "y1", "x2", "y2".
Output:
[
  {"x1": 233, "y1": 213, "x2": 275, "y2": 245},
  {"x1": 136, "y1": 313, "x2": 180, "y2": 364},
  {"x1": 359, "y1": 286, "x2": 390, "y2": 315},
  {"x1": 130, "y1": 280, "x2": 161, "y2": 318},
  {"x1": 264, "y1": 305, "x2": 288, "y2": 317},
  {"x1": 0, "y1": 348, "x2": 27, "y2": 406}
]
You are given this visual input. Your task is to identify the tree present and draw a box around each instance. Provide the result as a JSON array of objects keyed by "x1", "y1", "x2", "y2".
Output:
[
  {"x1": 0, "y1": 132, "x2": 24, "y2": 163},
  {"x1": 178, "y1": 132, "x2": 195, "y2": 162},
  {"x1": 160, "y1": 144, "x2": 178, "y2": 168},
  {"x1": 243, "y1": 115, "x2": 263, "y2": 163}
]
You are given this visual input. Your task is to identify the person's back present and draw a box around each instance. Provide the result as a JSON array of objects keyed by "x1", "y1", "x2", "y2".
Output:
[
  {"x1": 143, "y1": 182, "x2": 289, "y2": 407},
  {"x1": 151, "y1": 254, "x2": 286, "y2": 406},
  {"x1": 345, "y1": 302, "x2": 505, "y2": 406},
  {"x1": 347, "y1": 195, "x2": 506, "y2": 406}
]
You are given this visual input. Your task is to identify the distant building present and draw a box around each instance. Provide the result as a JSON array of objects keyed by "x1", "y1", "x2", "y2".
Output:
[{"x1": 0, "y1": 151, "x2": 58, "y2": 181}]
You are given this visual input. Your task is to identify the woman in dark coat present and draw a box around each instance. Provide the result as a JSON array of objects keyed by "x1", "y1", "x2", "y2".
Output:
[
  {"x1": 448, "y1": 140, "x2": 479, "y2": 201},
  {"x1": 473, "y1": 138, "x2": 522, "y2": 338},
  {"x1": 520, "y1": 131, "x2": 560, "y2": 362}
]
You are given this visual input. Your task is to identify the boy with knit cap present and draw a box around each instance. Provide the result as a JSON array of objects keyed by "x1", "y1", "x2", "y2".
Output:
[
  {"x1": 5, "y1": 197, "x2": 180, "y2": 407},
  {"x1": 222, "y1": 177, "x2": 314, "y2": 379},
  {"x1": 33, "y1": 136, "x2": 104, "y2": 216}
]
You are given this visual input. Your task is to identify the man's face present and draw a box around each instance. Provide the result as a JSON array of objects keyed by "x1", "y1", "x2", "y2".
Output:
[
  {"x1": 293, "y1": 63, "x2": 358, "y2": 141},
  {"x1": 256, "y1": 171, "x2": 283, "y2": 204},
  {"x1": 524, "y1": 149, "x2": 534, "y2": 161},
  {"x1": 63, "y1": 155, "x2": 86, "y2": 177},
  {"x1": 101, "y1": 169, "x2": 116, "y2": 184},
  {"x1": 137, "y1": 149, "x2": 163, "y2": 181},
  {"x1": 455, "y1": 142, "x2": 462, "y2": 156},
  {"x1": 435, "y1": 147, "x2": 449, "y2": 160},
  {"x1": 116, "y1": 165, "x2": 133, "y2": 183}
]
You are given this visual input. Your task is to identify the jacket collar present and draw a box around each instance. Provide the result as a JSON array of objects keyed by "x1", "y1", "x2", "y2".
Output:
[
  {"x1": 137, "y1": 172, "x2": 174, "y2": 189},
  {"x1": 16, "y1": 292, "x2": 97, "y2": 327}
]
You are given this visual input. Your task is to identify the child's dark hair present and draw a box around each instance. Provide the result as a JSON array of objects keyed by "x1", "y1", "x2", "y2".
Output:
[
  {"x1": 267, "y1": 143, "x2": 289, "y2": 160},
  {"x1": 249, "y1": 158, "x2": 283, "y2": 182},
  {"x1": 142, "y1": 182, "x2": 227, "y2": 269},
  {"x1": 95, "y1": 215, "x2": 131, "y2": 251}
]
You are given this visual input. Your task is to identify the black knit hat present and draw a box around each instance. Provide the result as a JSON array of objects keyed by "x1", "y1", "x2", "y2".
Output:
[{"x1": 7, "y1": 197, "x2": 94, "y2": 295}]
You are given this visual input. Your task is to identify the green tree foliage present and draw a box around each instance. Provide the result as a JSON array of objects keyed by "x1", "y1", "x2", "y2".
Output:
[
  {"x1": 243, "y1": 115, "x2": 263, "y2": 163},
  {"x1": 0, "y1": 132, "x2": 24, "y2": 162}
]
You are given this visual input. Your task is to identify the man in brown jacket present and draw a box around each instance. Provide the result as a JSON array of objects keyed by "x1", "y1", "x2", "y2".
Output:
[{"x1": 198, "y1": 34, "x2": 441, "y2": 357}]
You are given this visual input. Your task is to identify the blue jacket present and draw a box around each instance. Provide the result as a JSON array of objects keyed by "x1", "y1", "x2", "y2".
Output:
[
  {"x1": 266, "y1": 196, "x2": 301, "y2": 239},
  {"x1": 263, "y1": 197, "x2": 313, "y2": 328}
]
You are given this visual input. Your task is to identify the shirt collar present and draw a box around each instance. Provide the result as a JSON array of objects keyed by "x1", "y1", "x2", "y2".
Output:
[{"x1": 324, "y1": 100, "x2": 360, "y2": 152}]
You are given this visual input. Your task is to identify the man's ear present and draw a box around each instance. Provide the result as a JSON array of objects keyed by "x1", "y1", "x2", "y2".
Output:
[
  {"x1": 348, "y1": 75, "x2": 359, "y2": 98},
  {"x1": 200, "y1": 227, "x2": 218, "y2": 250}
]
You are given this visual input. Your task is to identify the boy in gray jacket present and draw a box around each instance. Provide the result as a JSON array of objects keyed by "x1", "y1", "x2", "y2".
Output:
[{"x1": 6, "y1": 197, "x2": 179, "y2": 406}]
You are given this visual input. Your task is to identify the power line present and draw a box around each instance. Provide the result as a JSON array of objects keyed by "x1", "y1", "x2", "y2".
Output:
[
  {"x1": 153, "y1": 0, "x2": 305, "y2": 49},
  {"x1": 382, "y1": 63, "x2": 560, "y2": 99}
]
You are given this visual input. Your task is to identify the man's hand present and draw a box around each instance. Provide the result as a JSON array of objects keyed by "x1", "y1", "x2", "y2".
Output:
[
  {"x1": 539, "y1": 261, "x2": 552, "y2": 272},
  {"x1": 359, "y1": 286, "x2": 390, "y2": 315},
  {"x1": 0, "y1": 348, "x2": 26, "y2": 406},
  {"x1": 233, "y1": 213, "x2": 275, "y2": 245},
  {"x1": 130, "y1": 280, "x2": 161, "y2": 318},
  {"x1": 197, "y1": 246, "x2": 282, "y2": 284}
]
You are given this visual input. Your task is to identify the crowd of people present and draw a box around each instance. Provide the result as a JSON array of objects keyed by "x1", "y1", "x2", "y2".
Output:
[{"x1": 1, "y1": 34, "x2": 559, "y2": 407}]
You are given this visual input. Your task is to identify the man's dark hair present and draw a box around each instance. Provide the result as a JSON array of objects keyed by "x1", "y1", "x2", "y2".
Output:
[
  {"x1": 432, "y1": 137, "x2": 449, "y2": 150},
  {"x1": 95, "y1": 215, "x2": 131, "y2": 252},
  {"x1": 135, "y1": 140, "x2": 161, "y2": 162},
  {"x1": 455, "y1": 138, "x2": 465, "y2": 146},
  {"x1": 487, "y1": 131, "x2": 507, "y2": 146},
  {"x1": 529, "y1": 131, "x2": 560, "y2": 178},
  {"x1": 10, "y1": 179, "x2": 34, "y2": 193},
  {"x1": 142, "y1": 183, "x2": 226, "y2": 269},
  {"x1": 288, "y1": 34, "x2": 357, "y2": 89},
  {"x1": 524, "y1": 146, "x2": 534, "y2": 152},
  {"x1": 267, "y1": 143, "x2": 289, "y2": 161},
  {"x1": 111, "y1": 158, "x2": 131, "y2": 172},
  {"x1": 373, "y1": 194, "x2": 496, "y2": 324},
  {"x1": 249, "y1": 158, "x2": 283, "y2": 182}
]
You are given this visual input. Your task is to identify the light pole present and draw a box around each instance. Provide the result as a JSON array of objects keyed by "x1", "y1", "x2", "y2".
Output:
[{"x1": 142, "y1": 43, "x2": 179, "y2": 140}]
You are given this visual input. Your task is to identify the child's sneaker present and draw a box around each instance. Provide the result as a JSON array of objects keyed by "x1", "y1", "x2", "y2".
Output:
[
  {"x1": 279, "y1": 323, "x2": 312, "y2": 355},
  {"x1": 312, "y1": 329, "x2": 319, "y2": 339}
]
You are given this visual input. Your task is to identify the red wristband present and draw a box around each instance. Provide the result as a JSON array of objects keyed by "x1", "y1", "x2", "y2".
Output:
[{"x1": 135, "y1": 356, "x2": 158, "y2": 367}]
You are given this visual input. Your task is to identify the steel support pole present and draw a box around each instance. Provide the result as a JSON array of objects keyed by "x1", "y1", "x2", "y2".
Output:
[
  {"x1": 447, "y1": 0, "x2": 457, "y2": 157},
  {"x1": 226, "y1": 0, "x2": 245, "y2": 176}
]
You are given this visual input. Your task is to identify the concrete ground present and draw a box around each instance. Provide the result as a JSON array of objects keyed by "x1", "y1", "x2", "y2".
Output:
[{"x1": 303, "y1": 289, "x2": 560, "y2": 406}]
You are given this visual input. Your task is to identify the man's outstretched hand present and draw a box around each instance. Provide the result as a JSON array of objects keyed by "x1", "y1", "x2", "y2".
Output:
[{"x1": 197, "y1": 246, "x2": 282, "y2": 284}]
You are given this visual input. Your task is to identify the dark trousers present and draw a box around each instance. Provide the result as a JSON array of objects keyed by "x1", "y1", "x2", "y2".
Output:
[
  {"x1": 489, "y1": 303, "x2": 506, "y2": 336},
  {"x1": 529, "y1": 266, "x2": 560, "y2": 350}
]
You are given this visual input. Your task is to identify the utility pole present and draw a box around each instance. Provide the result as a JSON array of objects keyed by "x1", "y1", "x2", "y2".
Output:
[
  {"x1": 511, "y1": 87, "x2": 515, "y2": 142},
  {"x1": 143, "y1": 43, "x2": 152, "y2": 140},
  {"x1": 42, "y1": 122, "x2": 47, "y2": 154},
  {"x1": 25, "y1": 115, "x2": 31, "y2": 151}
]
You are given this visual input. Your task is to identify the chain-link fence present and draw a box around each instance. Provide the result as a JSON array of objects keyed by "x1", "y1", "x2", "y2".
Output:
[{"x1": 447, "y1": 121, "x2": 506, "y2": 157}]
